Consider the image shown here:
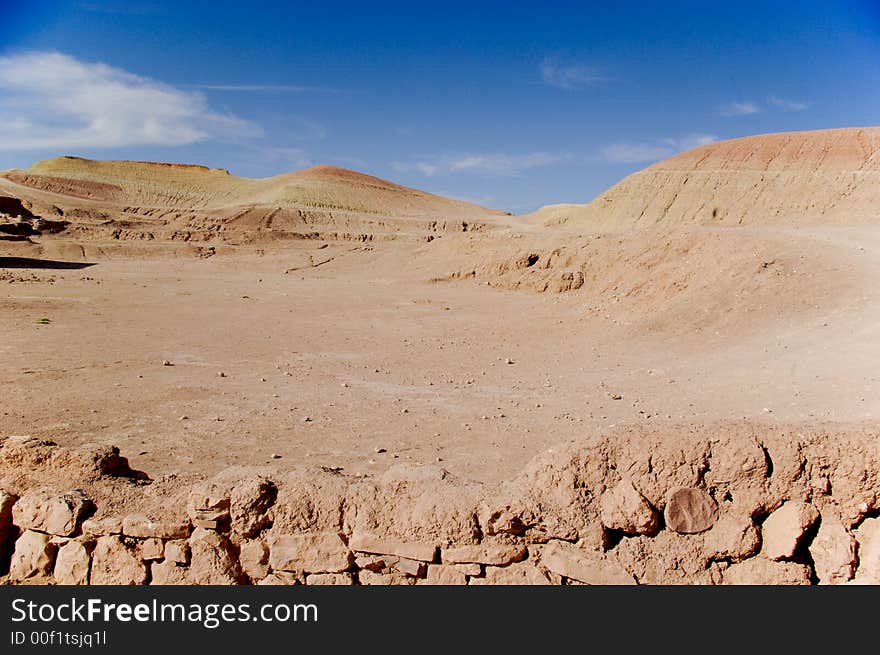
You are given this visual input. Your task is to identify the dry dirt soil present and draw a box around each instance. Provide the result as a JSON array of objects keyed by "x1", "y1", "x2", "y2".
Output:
[{"x1": 1, "y1": 128, "x2": 879, "y2": 498}]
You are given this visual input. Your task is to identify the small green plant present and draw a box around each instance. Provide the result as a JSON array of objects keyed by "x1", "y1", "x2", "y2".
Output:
[{"x1": 36, "y1": 318, "x2": 51, "y2": 324}]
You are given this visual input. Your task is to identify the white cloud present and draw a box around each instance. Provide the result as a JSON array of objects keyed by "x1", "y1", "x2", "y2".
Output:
[
  {"x1": 540, "y1": 57, "x2": 604, "y2": 90},
  {"x1": 602, "y1": 134, "x2": 717, "y2": 164},
  {"x1": 392, "y1": 152, "x2": 572, "y2": 177},
  {"x1": 767, "y1": 96, "x2": 810, "y2": 111},
  {"x1": 0, "y1": 51, "x2": 259, "y2": 151},
  {"x1": 719, "y1": 101, "x2": 760, "y2": 117}
]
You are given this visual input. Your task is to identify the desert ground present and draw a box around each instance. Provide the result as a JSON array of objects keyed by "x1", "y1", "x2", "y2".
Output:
[{"x1": 1, "y1": 127, "x2": 879, "y2": 584}]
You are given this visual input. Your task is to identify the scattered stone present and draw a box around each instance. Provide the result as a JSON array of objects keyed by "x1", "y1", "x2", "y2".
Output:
[
  {"x1": 505, "y1": 358, "x2": 514, "y2": 365},
  {"x1": 664, "y1": 487, "x2": 719, "y2": 534},
  {"x1": 90, "y1": 535, "x2": 147, "y2": 585},
  {"x1": 349, "y1": 532, "x2": 437, "y2": 562},
  {"x1": 122, "y1": 514, "x2": 191, "y2": 540},
  {"x1": 271, "y1": 453, "x2": 281, "y2": 459},
  {"x1": 810, "y1": 512, "x2": 857, "y2": 585},
  {"x1": 162, "y1": 360, "x2": 172, "y2": 366},
  {"x1": 374, "y1": 446, "x2": 387, "y2": 454},
  {"x1": 599, "y1": 479, "x2": 659, "y2": 535},
  {"x1": 442, "y1": 544, "x2": 527, "y2": 566},
  {"x1": 54, "y1": 540, "x2": 92, "y2": 585},
  {"x1": 539, "y1": 542, "x2": 635, "y2": 585},
  {"x1": 268, "y1": 532, "x2": 352, "y2": 573},
  {"x1": 760, "y1": 501, "x2": 819, "y2": 560},
  {"x1": 306, "y1": 572, "x2": 354, "y2": 585},
  {"x1": 723, "y1": 558, "x2": 811, "y2": 585},
  {"x1": 9, "y1": 530, "x2": 57, "y2": 581},
  {"x1": 13, "y1": 489, "x2": 93, "y2": 537},
  {"x1": 218, "y1": 371, "x2": 226, "y2": 377}
]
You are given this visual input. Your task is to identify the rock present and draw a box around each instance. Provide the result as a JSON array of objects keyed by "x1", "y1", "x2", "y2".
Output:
[
  {"x1": 723, "y1": 558, "x2": 811, "y2": 585},
  {"x1": 90, "y1": 536, "x2": 147, "y2": 585},
  {"x1": 257, "y1": 571, "x2": 302, "y2": 585},
  {"x1": 141, "y1": 537, "x2": 164, "y2": 561},
  {"x1": 81, "y1": 516, "x2": 123, "y2": 537},
  {"x1": 538, "y1": 542, "x2": 635, "y2": 585},
  {"x1": 9, "y1": 530, "x2": 57, "y2": 581},
  {"x1": 664, "y1": 487, "x2": 719, "y2": 534},
  {"x1": 187, "y1": 528, "x2": 241, "y2": 584},
  {"x1": 355, "y1": 554, "x2": 389, "y2": 572},
  {"x1": 239, "y1": 538, "x2": 269, "y2": 581},
  {"x1": 122, "y1": 514, "x2": 190, "y2": 540},
  {"x1": 357, "y1": 570, "x2": 414, "y2": 586},
  {"x1": 810, "y1": 513, "x2": 856, "y2": 585},
  {"x1": 164, "y1": 540, "x2": 190, "y2": 565},
  {"x1": 760, "y1": 501, "x2": 819, "y2": 560},
  {"x1": 479, "y1": 508, "x2": 527, "y2": 537},
  {"x1": 470, "y1": 561, "x2": 552, "y2": 585},
  {"x1": 150, "y1": 560, "x2": 189, "y2": 586},
  {"x1": 703, "y1": 514, "x2": 761, "y2": 562},
  {"x1": 230, "y1": 476, "x2": 276, "y2": 538},
  {"x1": 305, "y1": 572, "x2": 354, "y2": 585},
  {"x1": 187, "y1": 488, "x2": 231, "y2": 518},
  {"x1": 599, "y1": 479, "x2": 659, "y2": 535},
  {"x1": 393, "y1": 557, "x2": 426, "y2": 577},
  {"x1": 349, "y1": 532, "x2": 437, "y2": 562},
  {"x1": 420, "y1": 564, "x2": 467, "y2": 585},
  {"x1": 268, "y1": 532, "x2": 352, "y2": 573},
  {"x1": 54, "y1": 540, "x2": 92, "y2": 585},
  {"x1": 442, "y1": 544, "x2": 527, "y2": 566},
  {"x1": 0, "y1": 491, "x2": 17, "y2": 559},
  {"x1": 853, "y1": 517, "x2": 880, "y2": 583},
  {"x1": 455, "y1": 562, "x2": 482, "y2": 576},
  {"x1": 13, "y1": 489, "x2": 92, "y2": 537}
]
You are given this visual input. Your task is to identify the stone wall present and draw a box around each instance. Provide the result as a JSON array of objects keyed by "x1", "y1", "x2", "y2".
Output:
[{"x1": 1, "y1": 428, "x2": 878, "y2": 585}]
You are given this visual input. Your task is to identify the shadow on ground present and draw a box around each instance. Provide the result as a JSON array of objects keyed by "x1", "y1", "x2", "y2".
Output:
[{"x1": 0, "y1": 257, "x2": 96, "y2": 270}]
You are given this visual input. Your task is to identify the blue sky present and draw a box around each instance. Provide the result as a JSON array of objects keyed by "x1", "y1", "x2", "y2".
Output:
[{"x1": 1, "y1": 1, "x2": 879, "y2": 213}]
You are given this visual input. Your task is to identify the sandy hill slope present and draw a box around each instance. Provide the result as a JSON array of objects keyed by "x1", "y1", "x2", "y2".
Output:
[
  {"x1": 0, "y1": 157, "x2": 507, "y2": 243},
  {"x1": 533, "y1": 127, "x2": 880, "y2": 229}
]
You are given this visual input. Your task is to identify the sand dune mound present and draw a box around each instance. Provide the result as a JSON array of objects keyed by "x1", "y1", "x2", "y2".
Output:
[
  {"x1": 534, "y1": 127, "x2": 880, "y2": 229},
  {"x1": 0, "y1": 157, "x2": 506, "y2": 243}
]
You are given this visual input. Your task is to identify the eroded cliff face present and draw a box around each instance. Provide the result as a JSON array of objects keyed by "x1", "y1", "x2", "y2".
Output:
[
  {"x1": 2, "y1": 425, "x2": 878, "y2": 585},
  {"x1": 535, "y1": 127, "x2": 880, "y2": 229}
]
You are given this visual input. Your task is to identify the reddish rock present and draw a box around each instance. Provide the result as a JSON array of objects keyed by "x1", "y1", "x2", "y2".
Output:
[
  {"x1": 239, "y1": 538, "x2": 269, "y2": 581},
  {"x1": 723, "y1": 558, "x2": 811, "y2": 585},
  {"x1": 420, "y1": 564, "x2": 467, "y2": 585},
  {"x1": 13, "y1": 490, "x2": 92, "y2": 537},
  {"x1": 471, "y1": 561, "x2": 552, "y2": 585},
  {"x1": 539, "y1": 542, "x2": 635, "y2": 585},
  {"x1": 664, "y1": 487, "x2": 719, "y2": 534},
  {"x1": 810, "y1": 513, "x2": 856, "y2": 585},
  {"x1": 187, "y1": 528, "x2": 241, "y2": 584},
  {"x1": 305, "y1": 572, "x2": 354, "y2": 585},
  {"x1": 122, "y1": 514, "x2": 190, "y2": 540}
]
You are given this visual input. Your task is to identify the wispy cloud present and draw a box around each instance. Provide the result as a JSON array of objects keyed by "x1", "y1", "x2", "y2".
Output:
[
  {"x1": 719, "y1": 101, "x2": 761, "y2": 117},
  {"x1": 767, "y1": 96, "x2": 810, "y2": 111},
  {"x1": 0, "y1": 51, "x2": 259, "y2": 151},
  {"x1": 189, "y1": 84, "x2": 337, "y2": 93},
  {"x1": 392, "y1": 152, "x2": 573, "y2": 177},
  {"x1": 602, "y1": 134, "x2": 717, "y2": 164},
  {"x1": 540, "y1": 57, "x2": 604, "y2": 90}
]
